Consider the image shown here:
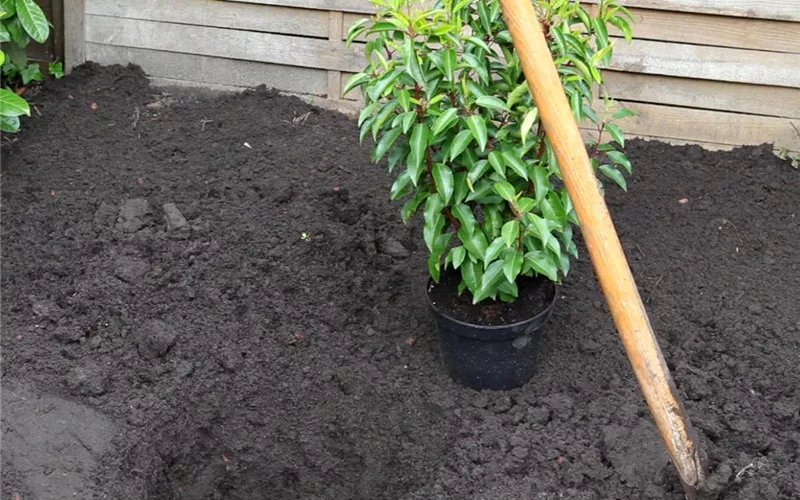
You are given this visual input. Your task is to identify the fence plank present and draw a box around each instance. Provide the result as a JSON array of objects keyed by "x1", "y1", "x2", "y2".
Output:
[
  {"x1": 327, "y1": 11, "x2": 345, "y2": 99},
  {"x1": 85, "y1": 15, "x2": 364, "y2": 72},
  {"x1": 64, "y1": 0, "x2": 86, "y2": 73},
  {"x1": 86, "y1": 43, "x2": 329, "y2": 94},
  {"x1": 583, "y1": 0, "x2": 799, "y2": 22},
  {"x1": 602, "y1": 71, "x2": 800, "y2": 119},
  {"x1": 595, "y1": 101, "x2": 800, "y2": 150},
  {"x1": 616, "y1": 9, "x2": 800, "y2": 53},
  {"x1": 86, "y1": 0, "x2": 329, "y2": 38},
  {"x1": 230, "y1": 0, "x2": 375, "y2": 14},
  {"x1": 610, "y1": 39, "x2": 800, "y2": 88}
]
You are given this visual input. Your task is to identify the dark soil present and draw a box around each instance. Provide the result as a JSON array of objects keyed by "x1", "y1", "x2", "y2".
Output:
[
  {"x1": 2, "y1": 63, "x2": 799, "y2": 500},
  {"x1": 428, "y1": 271, "x2": 552, "y2": 326}
]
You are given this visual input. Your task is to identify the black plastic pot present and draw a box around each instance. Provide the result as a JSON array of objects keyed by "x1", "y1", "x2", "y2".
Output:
[{"x1": 427, "y1": 280, "x2": 557, "y2": 391}]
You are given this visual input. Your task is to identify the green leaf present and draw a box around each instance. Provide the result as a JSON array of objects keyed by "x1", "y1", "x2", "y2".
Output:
[
  {"x1": 367, "y1": 69, "x2": 402, "y2": 101},
  {"x1": 502, "y1": 149, "x2": 528, "y2": 180},
  {"x1": 605, "y1": 123, "x2": 624, "y2": 147},
  {"x1": 525, "y1": 251, "x2": 559, "y2": 282},
  {"x1": 467, "y1": 159, "x2": 489, "y2": 186},
  {"x1": 404, "y1": 37, "x2": 426, "y2": 86},
  {"x1": 453, "y1": 203, "x2": 477, "y2": 234},
  {"x1": 390, "y1": 170, "x2": 412, "y2": 200},
  {"x1": 516, "y1": 197, "x2": 535, "y2": 213},
  {"x1": 530, "y1": 213, "x2": 559, "y2": 257},
  {"x1": 473, "y1": 260, "x2": 505, "y2": 304},
  {"x1": 449, "y1": 129, "x2": 473, "y2": 161},
  {"x1": 432, "y1": 163, "x2": 454, "y2": 205},
  {"x1": 462, "y1": 53, "x2": 488, "y2": 83},
  {"x1": 506, "y1": 81, "x2": 529, "y2": 109},
  {"x1": 591, "y1": 17, "x2": 610, "y2": 49},
  {"x1": 0, "y1": 51, "x2": 4, "y2": 66},
  {"x1": 484, "y1": 236, "x2": 506, "y2": 266},
  {"x1": 493, "y1": 181, "x2": 515, "y2": 202},
  {"x1": 345, "y1": 18, "x2": 369, "y2": 45},
  {"x1": 442, "y1": 48, "x2": 457, "y2": 82},
  {"x1": 484, "y1": 206, "x2": 503, "y2": 238},
  {"x1": 401, "y1": 191, "x2": 428, "y2": 223},
  {"x1": 501, "y1": 220, "x2": 519, "y2": 248},
  {"x1": 449, "y1": 246, "x2": 466, "y2": 269},
  {"x1": 408, "y1": 123, "x2": 428, "y2": 185},
  {"x1": 459, "y1": 226, "x2": 489, "y2": 260},
  {"x1": 600, "y1": 164, "x2": 627, "y2": 191},
  {"x1": 428, "y1": 252, "x2": 442, "y2": 282},
  {"x1": 461, "y1": 260, "x2": 481, "y2": 294},
  {"x1": 475, "y1": 95, "x2": 508, "y2": 112},
  {"x1": 0, "y1": 114, "x2": 20, "y2": 132},
  {"x1": 343, "y1": 72, "x2": 369, "y2": 97},
  {"x1": 20, "y1": 63, "x2": 43, "y2": 84},
  {"x1": 15, "y1": 0, "x2": 49, "y2": 43},
  {"x1": 0, "y1": 0, "x2": 14, "y2": 19},
  {"x1": 612, "y1": 107, "x2": 636, "y2": 120},
  {"x1": 609, "y1": 15, "x2": 633, "y2": 41},
  {"x1": 453, "y1": 171, "x2": 469, "y2": 204},
  {"x1": 488, "y1": 151, "x2": 506, "y2": 178},
  {"x1": 466, "y1": 115, "x2": 488, "y2": 151},
  {"x1": 0, "y1": 21, "x2": 9, "y2": 42},
  {"x1": 374, "y1": 127, "x2": 402, "y2": 161},
  {"x1": 397, "y1": 88, "x2": 411, "y2": 111},
  {"x1": 432, "y1": 107, "x2": 458, "y2": 137},
  {"x1": 0, "y1": 88, "x2": 30, "y2": 117},
  {"x1": 607, "y1": 150, "x2": 632, "y2": 174},
  {"x1": 424, "y1": 215, "x2": 445, "y2": 252},
  {"x1": 467, "y1": 36, "x2": 492, "y2": 53},
  {"x1": 503, "y1": 250, "x2": 523, "y2": 283},
  {"x1": 372, "y1": 100, "x2": 399, "y2": 139},
  {"x1": 520, "y1": 107, "x2": 538, "y2": 146},
  {"x1": 531, "y1": 164, "x2": 549, "y2": 204},
  {"x1": 6, "y1": 17, "x2": 28, "y2": 48}
]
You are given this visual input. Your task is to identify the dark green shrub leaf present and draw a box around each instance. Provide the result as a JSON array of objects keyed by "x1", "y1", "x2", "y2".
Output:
[
  {"x1": 374, "y1": 127, "x2": 403, "y2": 161},
  {"x1": 408, "y1": 123, "x2": 428, "y2": 185},
  {"x1": 503, "y1": 250, "x2": 523, "y2": 283},
  {"x1": 466, "y1": 115, "x2": 488, "y2": 151},
  {"x1": 432, "y1": 107, "x2": 458, "y2": 137},
  {"x1": 0, "y1": 88, "x2": 30, "y2": 117},
  {"x1": 605, "y1": 123, "x2": 625, "y2": 147},
  {"x1": 488, "y1": 151, "x2": 506, "y2": 178},
  {"x1": 449, "y1": 129, "x2": 474, "y2": 161},
  {"x1": 502, "y1": 148, "x2": 528, "y2": 180},
  {"x1": 525, "y1": 251, "x2": 559, "y2": 282},
  {"x1": 432, "y1": 163, "x2": 454, "y2": 205},
  {"x1": 599, "y1": 164, "x2": 627, "y2": 191},
  {"x1": 501, "y1": 220, "x2": 519, "y2": 248},
  {"x1": 475, "y1": 95, "x2": 508, "y2": 112},
  {"x1": 15, "y1": 0, "x2": 49, "y2": 43},
  {"x1": 0, "y1": 114, "x2": 20, "y2": 132},
  {"x1": 493, "y1": 181, "x2": 515, "y2": 202},
  {"x1": 449, "y1": 246, "x2": 466, "y2": 269},
  {"x1": 606, "y1": 150, "x2": 632, "y2": 174}
]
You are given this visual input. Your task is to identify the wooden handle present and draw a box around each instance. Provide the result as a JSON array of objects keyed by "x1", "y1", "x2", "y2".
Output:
[{"x1": 497, "y1": 0, "x2": 710, "y2": 496}]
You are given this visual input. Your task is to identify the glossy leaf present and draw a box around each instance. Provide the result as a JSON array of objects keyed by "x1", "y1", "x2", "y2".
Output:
[
  {"x1": 501, "y1": 220, "x2": 519, "y2": 248},
  {"x1": 466, "y1": 115, "x2": 488, "y2": 151},
  {"x1": 432, "y1": 163, "x2": 454, "y2": 205}
]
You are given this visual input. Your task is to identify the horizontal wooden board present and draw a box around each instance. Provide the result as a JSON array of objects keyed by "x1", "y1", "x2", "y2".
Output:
[
  {"x1": 613, "y1": 8, "x2": 800, "y2": 53},
  {"x1": 598, "y1": 101, "x2": 800, "y2": 150},
  {"x1": 86, "y1": 43, "x2": 329, "y2": 94},
  {"x1": 85, "y1": 15, "x2": 364, "y2": 72},
  {"x1": 610, "y1": 39, "x2": 800, "y2": 88},
  {"x1": 602, "y1": 71, "x2": 800, "y2": 119},
  {"x1": 87, "y1": 0, "x2": 329, "y2": 38},
  {"x1": 230, "y1": 0, "x2": 375, "y2": 14},
  {"x1": 583, "y1": 0, "x2": 799, "y2": 22}
]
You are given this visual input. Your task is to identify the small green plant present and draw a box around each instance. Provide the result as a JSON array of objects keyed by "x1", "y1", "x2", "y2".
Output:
[
  {"x1": 345, "y1": 0, "x2": 634, "y2": 303},
  {"x1": 0, "y1": 0, "x2": 54, "y2": 133}
]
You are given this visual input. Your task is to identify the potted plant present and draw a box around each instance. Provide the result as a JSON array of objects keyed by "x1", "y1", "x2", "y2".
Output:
[{"x1": 345, "y1": 0, "x2": 634, "y2": 390}]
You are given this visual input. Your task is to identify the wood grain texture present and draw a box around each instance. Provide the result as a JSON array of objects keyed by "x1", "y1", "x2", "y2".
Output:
[
  {"x1": 498, "y1": 0, "x2": 710, "y2": 496},
  {"x1": 86, "y1": 43, "x2": 329, "y2": 94},
  {"x1": 602, "y1": 71, "x2": 800, "y2": 119},
  {"x1": 64, "y1": 0, "x2": 86, "y2": 73},
  {"x1": 327, "y1": 11, "x2": 345, "y2": 99},
  {"x1": 594, "y1": 100, "x2": 800, "y2": 150},
  {"x1": 86, "y1": 0, "x2": 329, "y2": 38},
  {"x1": 85, "y1": 15, "x2": 365, "y2": 72},
  {"x1": 610, "y1": 39, "x2": 800, "y2": 88},
  {"x1": 229, "y1": 0, "x2": 376, "y2": 15},
  {"x1": 583, "y1": 0, "x2": 799, "y2": 22},
  {"x1": 616, "y1": 8, "x2": 800, "y2": 53}
]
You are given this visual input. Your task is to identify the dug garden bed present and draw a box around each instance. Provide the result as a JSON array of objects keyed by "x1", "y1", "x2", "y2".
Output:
[{"x1": 1, "y1": 63, "x2": 798, "y2": 500}]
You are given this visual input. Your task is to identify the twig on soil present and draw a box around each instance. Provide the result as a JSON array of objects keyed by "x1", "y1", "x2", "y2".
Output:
[
  {"x1": 646, "y1": 275, "x2": 664, "y2": 303},
  {"x1": 201, "y1": 119, "x2": 213, "y2": 131},
  {"x1": 33, "y1": 105, "x2": 42, "y2": 117},
  {"x1": 734, "y1": 462, "x2": 756, "y2": 483},
  {"x1": 337, "y1": 165, "x2": 355, "y2": 175},
  {"x1": 131, "y1": 106, "x2": 140, "y2": 129}
]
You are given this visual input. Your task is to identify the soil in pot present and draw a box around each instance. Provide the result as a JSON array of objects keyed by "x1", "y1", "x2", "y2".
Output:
[{"x1": 428, "y1": 272, "x2": 556, "y2": 390}]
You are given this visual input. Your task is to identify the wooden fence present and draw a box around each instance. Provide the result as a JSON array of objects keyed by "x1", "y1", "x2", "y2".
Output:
[{"x1": 66, "y1": 0, "x2": 800, "y2": 151}]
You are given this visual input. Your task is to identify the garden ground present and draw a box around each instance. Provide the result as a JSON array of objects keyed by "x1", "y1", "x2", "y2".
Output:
[{"x1": 1, "y1": 63, "x2": 798, "y2": 500}]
